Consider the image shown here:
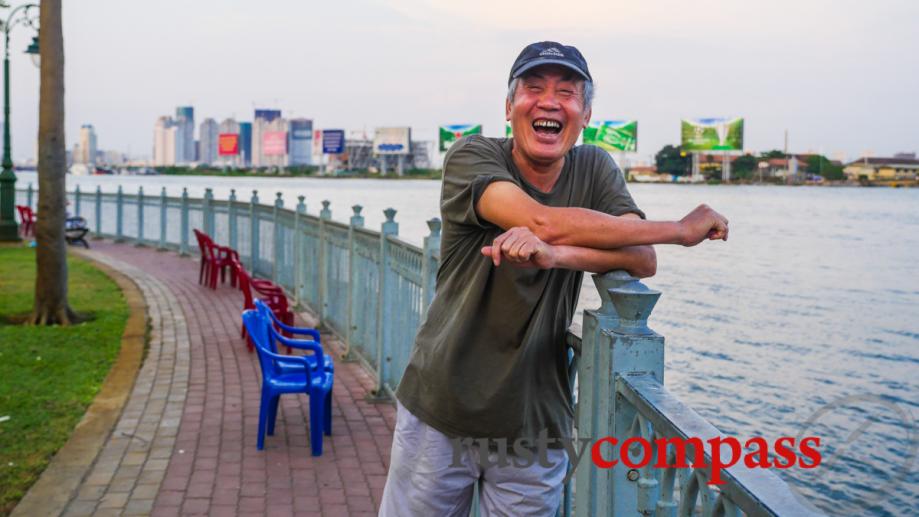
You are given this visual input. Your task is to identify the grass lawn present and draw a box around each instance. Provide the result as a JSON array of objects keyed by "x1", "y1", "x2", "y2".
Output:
[{"x1": 0, "y1": 246, "x2": 129, "y2": 515}]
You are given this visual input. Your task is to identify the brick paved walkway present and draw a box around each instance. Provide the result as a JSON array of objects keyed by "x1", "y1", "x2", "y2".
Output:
[{"x1": 63, "y1": 241, "x2": 395, "y2": 516}]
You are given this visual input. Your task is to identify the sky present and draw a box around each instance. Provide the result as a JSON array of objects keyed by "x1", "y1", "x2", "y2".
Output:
[{"x1": 5, "y1": 0, "x2": 919, "y2": 163}]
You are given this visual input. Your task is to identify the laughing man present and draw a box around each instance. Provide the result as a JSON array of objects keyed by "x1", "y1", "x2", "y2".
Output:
[{"x1": 380, "y1": 41, "x2": 729, "y2": 516}]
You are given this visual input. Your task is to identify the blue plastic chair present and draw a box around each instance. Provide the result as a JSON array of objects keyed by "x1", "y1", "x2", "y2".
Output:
[
  {"x1": 242, "y1": 309, "x2": 333, "y2": 455},
  {"x1": 253, "y1": 299, "x2": 334, "y2": 373}
]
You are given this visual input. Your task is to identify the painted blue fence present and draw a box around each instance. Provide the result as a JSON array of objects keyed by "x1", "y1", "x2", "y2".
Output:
[{"x1": 15, "y1": 184, "x2": 823, "y2": 517}]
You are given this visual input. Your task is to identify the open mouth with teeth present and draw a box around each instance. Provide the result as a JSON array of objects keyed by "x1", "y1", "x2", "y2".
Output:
[{"x1": 532, "y1": 118, "x2": 563, "y2": 135}]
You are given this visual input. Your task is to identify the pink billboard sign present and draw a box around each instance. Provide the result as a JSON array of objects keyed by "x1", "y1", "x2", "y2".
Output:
[{"x1": 263, "y1": 131, "x2": 287, "y2": 156}]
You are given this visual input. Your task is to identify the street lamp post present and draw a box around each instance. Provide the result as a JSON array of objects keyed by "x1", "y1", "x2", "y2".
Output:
[{"x1": 0, "y1": 3, "x2": 39, "y2": 241}]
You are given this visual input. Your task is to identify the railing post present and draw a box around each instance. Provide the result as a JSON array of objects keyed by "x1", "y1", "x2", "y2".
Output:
[
  {"x1": 179, "y1": 187, "x2": 190, "y2": 256},
  {"x1": 421, "y1": 218, "x2": 441, "y2": 319},
  {"x1": 203, "y1": 187, "x2": 214, "y2": 237},
  {"x1": 249, "y1": 190, "x2": 260, "y2": 273},
  {"x1": 136, "y1": 186, "x2": 145, "y2": 245},
  {"x1": 94, "y1": 186, "x2": 102, "y2": 239},
  {"x1": 228, "y1": 189, "x2": 238, "y2": 251},
  {"x1": 74, "y1": 185, "x2": 81, "y2": 217},
  {"x1": 318, "y1": 200, "x2": 332, "y2": 323},
  {"x1": 373, "y1": 208, "x2": 398, "y2": 397},
  {"x1": 272, "y1": 192, "x2": 283, "y2": 283},
  {"x1": 574, "y1": 272, "x2": 664, "y2": 517},
  {"x1": 26, "y1": 182, "x2": 32, "y2": 209},
  {"x1": 293, "y1": 195, "x2": 307, "y2": 305},
  {"x1": 343, "y1": 204, "x2": 364, "y2": 361},
  {"x1": 158, "y1": 187, "x2": 167, "y2": 250},
  {"x1": 115, "y1": 185, "x2": 124, "y2": 243}
]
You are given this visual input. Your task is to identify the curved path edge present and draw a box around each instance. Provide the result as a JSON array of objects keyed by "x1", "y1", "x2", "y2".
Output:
[{"x1": 12, "y1": 249, "x2": 148, "y2": 517}]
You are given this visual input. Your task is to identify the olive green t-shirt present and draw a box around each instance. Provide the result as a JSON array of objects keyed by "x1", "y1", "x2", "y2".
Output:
[{"x1": 395, "y1": 135, "x2": 644, "y2": 445}]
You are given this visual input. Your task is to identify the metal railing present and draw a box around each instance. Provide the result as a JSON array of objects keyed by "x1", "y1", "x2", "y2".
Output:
[{"x1": 15, "y1": 183, "x2": 822, "y2": 516}]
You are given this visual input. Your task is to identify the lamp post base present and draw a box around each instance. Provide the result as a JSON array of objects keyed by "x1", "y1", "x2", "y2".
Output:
[
  {"x1": 0, "y1": 168, "x2": 20, "y2": 241},
  {"x1": 0, "y1": 219, "x2": 20, "y2": 241}
]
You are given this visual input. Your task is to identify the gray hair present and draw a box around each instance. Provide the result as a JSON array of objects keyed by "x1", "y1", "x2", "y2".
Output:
[{"x1": 507, "y1": 76, "x2": 594, "y2": 110}]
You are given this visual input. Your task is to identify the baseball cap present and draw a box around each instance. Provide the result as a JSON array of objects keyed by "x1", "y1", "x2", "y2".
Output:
[{"x1": 508, "y1": 41, "x2": 592, "y2": 85}]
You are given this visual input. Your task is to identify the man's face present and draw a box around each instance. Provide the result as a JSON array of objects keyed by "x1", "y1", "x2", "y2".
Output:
[{"x1": 506, "y1": 65, "x2": 591, "y2": 167}]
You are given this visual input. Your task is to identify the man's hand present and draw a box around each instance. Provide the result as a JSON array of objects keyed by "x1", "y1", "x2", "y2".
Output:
[
  {"x1": 678, "y1": 204, "x2": 729, "y2": 246},
  {"x1": 481, "y1": 227, "x2": 557, "y2": 269}
]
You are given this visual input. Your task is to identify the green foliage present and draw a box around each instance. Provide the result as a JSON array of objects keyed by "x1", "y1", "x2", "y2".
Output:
[
  {"x1": 655, "y1": 145, "x2": 690, "y2": 176},
  {"x1": 732, "y1": 154, "x2": 758, "y2": 174},
  {"x1": 0, "y1": 248, "x2": 128, "y2": 514},
  {"x1": 806, "y1": 155, "x2": 845, "y2": 181},
  {"x1": 760, "y1": 149, "x2": 786, "y2": 159}
]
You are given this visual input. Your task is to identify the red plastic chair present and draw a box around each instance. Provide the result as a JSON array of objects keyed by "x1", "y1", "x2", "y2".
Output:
[
  {"x1": 16, "y1": 206, "x2": 36, "y2": 237},
  {"x1": 233, "y1": 259, "x2": 294, "y2": 352},
  {"x1": 194, "y1": 229, "x2": 239, "y2": 290}
]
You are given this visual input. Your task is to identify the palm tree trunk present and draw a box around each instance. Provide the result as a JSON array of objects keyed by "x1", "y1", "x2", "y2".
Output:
[{"x1": 31, "y1": 0, "x2": 75, "y2": 325}]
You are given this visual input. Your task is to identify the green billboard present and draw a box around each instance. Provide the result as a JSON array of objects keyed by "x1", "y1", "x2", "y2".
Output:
[
  {"x1": 506, "y1": 123, "x2": 513, "y2": 138},
  {"x1": 582, "y1": 120, "x2": 638, "y2": 152},
  {"x1": 439, "y1": 124, "x2": 482, "y2": 152},
  {"x1": 681, "y1": 118, "x2": 744, "y2": 151}
]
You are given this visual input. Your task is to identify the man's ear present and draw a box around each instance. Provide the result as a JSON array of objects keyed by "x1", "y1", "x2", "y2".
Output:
[
  {"x1": 582, "y1": 106, "x2": 592, "y2": 129},
  {"x1": 505, "y1": 97, "x2": 512, "y2": 120}
]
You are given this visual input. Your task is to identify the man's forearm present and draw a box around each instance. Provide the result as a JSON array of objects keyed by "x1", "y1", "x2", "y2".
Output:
[
  {"x1": 478, "y1": 182, "x2": 688, "y2": 249},
  {"x1": 532, "y1": 207, "x2": 684, "y2": 248},
  {"x1": 553, "y1": 244, "x2": 657, "y2": 277}
]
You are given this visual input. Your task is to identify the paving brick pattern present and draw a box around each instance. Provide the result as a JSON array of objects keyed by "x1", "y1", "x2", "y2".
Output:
[{"x1": 64, "y1": 242, "x2": 395, "y2": 516}]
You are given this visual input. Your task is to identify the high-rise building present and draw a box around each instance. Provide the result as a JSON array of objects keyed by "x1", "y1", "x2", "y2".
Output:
[
  {"x1": 175, "y1": 106, "x2": 195, "y2": 163},
  {"x1": 252, "y1": 109, "x2": 284, "y2": 167},
  {"x1": 76, "y1": 124, "x2": 97, "y2": 165},
  {"x1": 153, "y1": 116, "x2": 176, "y2": 166},
  {"x1": 239, "y1": 122, "x2": 252, "y2": 166},
  {"x1": 198, "y1": 118, "x2": 219, "y2": 166},
  {"x1": 288, "y1": 119, "x2": 313, "y2": 166},
  {"x1": 217, "y1": 118, "x2": 241, "y2": 166}
]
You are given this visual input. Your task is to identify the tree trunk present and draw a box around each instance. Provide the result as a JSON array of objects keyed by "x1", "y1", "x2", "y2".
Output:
[{"x1": 31, "y1": 0, "x2": 75, "y2": 325}]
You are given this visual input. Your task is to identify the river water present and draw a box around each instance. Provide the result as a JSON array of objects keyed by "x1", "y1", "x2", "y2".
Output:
[{"x1": 17, "y1": 172, "x2": 919, "y2": 515}]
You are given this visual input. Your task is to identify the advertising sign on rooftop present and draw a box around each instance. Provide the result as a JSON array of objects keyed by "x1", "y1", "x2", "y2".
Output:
[
  {"x1": 322, "y1": 129, "x2": 345, "y2": 154},
  {"x1": 582, "y1": 120, "x2": 638, "y2": 152},
  {"x1": 681, "y1": 118, "x2": 744, "y2": 151},
  {"x1": 439, "y1": 124, "x2": 482, "y2": 152},
  {"x1": 373, "y1": 127, "x2": 411, "y2": 155},
  {"x1": 263, "y1": 131, "x2": 287, "y2": 156},
  {"x1": 218, "y1": 133, "x2": 239, "y2": 156}
]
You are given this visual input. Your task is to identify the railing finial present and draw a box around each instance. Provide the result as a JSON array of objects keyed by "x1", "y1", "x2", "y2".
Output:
[
  {"x1": 592, "y1": 270, "x2": 637, "y2": 316},
  {"x1": 608, "y1": 282, "x2": 661, "y2": 336},
  {"x1": 383, "y1": 207, "x2": 397, "y2": 222},
  {"x1": 426, "y1": 218, "x2": 441, "y2": 237},
  {"x1": 320, "y1": 200, "x2": 332, "y2": 220}
]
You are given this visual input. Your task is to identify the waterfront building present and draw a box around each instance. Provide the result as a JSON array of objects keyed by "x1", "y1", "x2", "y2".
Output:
[
  {"x1": 153, "y1": 116, "x2": 177, "y2": 166},
  {"x1": 217, "y1": 118, "x2": 241, "y2": 167},
  {"x1": 75, "y1": 124, "x2": 97, "y2": 166},
  {"x1": 198, "y1": 118, "x2": 219, "y2": 166},
  {"x1": 251, "y1": 109, "x2": 283, "y2": 167},
  {"x1": 288, "y1": 118, "x2": 313, "y2": 166},
  {"x1": 239, "y1": 122, "x2": 252, "y2": 166},
  {"x1": 844, "y1": 156, "x2": 919, "y2": 181},
  {"x1": 175, "y1": 106, "x2": 195, "y2": 164}
]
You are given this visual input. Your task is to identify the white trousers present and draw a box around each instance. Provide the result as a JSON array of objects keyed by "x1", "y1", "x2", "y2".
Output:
[{"x1": 379, "y1": 401, "x2": 568, "y2": 517}]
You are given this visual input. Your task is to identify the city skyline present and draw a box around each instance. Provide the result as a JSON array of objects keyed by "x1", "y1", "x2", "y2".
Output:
[{"x1": 4, "y1": 0, "x2": 918, "y2": 162}]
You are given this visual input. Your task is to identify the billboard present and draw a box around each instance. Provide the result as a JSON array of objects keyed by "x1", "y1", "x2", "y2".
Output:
[
  {"x1": 218, "y1": 133, "x2": 239, "y2": 156},
  {"x1": 681, "y1": 118, "x2": 744, "y2": 151},
  {"x1": 263, "y1": 131, "x2": 287, "y2": 156},
  {"x1": 322, "y1": 129, "x2": 345, "y2": 154},
  {"x1": 506, "y1": 123, "x2": 513, "y2": 138},
  {"x1": 373, "y1": 127, "x2": 411, "y2": 155},
  {"x1": 582, "y1": 120, "x2": 638, "y2": 152},
  {"x1": 439, "y1": 124, "x2": 482, "y2": 152}
]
